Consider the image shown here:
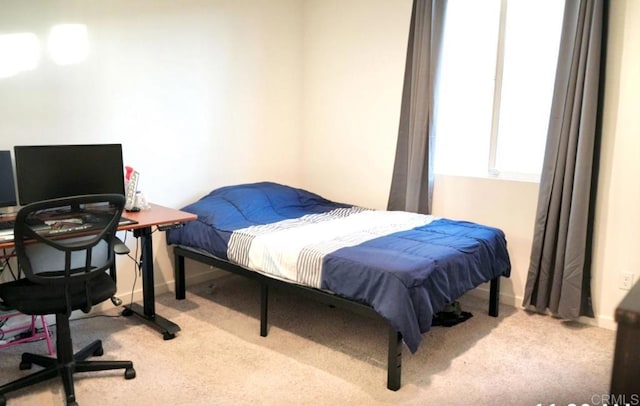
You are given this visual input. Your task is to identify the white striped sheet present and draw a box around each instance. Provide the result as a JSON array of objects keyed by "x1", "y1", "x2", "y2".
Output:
[
  {"x1": 228, "y1": 207, "x2": 367, "y2": 267},
  {"x1": 233, "y1": 209, "x2": 436, "y2": 287}
]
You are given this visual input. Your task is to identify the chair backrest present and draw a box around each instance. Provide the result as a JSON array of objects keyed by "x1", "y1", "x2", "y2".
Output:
[{"x1": 14, "y1": 194, "x2": 125, "y2": 315}]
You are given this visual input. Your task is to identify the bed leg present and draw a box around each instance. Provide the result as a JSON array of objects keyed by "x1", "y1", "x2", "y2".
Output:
[
  {"x1": 489, "y1": 276, "x2": 500, "y2": 317},
  {"x1": 174, "y1": 252, "x2": 186, "y2": 300},
  {"x1": 387, "y1": 328, "x2": 402, "y2": 391},
  {"x1": 260, "y1": 283, "x2": 269, "y2": 337}
]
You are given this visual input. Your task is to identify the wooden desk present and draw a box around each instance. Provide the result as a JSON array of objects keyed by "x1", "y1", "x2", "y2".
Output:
[
  {"x1": 113, "y1": 203, "x2": 196, "y2": 340},
  {"x1": 0, "y1": 203, "x2": 197, "y2": 340}
]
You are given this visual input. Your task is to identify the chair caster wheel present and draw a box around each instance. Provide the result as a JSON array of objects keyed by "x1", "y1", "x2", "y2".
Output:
[
  {"x1": 122, "y1": 308, "x2": 133, "y2": 317},
  {"x1": 125, "y1": 367, "x2": 136, "y2": 380},
  {"x1": 19, "y1": 361, "x2": 32, "y2": 370},
  {"x1": 0, "y1": 394, "x2": 6, "y2": 406},
  {"x1": 162, "y1": 332, "x2": 175, "y2": 340},
  {"x1": 93, "y1": 347, "x2": 104, "y2": 357}
]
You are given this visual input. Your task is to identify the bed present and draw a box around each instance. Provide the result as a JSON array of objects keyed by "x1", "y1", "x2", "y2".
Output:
[{"x1": 166, "y1": 182, "x2": 511, "y2": 390}]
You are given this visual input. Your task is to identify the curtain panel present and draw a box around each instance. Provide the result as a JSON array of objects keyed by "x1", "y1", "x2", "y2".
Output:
[
  {"x1": 523, "y1": 0, "x2": 608, "y2": 319},
  {"x1": 387, "y1": 0, "x2": 447, "y2": 214}
]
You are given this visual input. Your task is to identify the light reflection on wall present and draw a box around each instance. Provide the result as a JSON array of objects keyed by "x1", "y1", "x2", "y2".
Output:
[
  {"x1": 0, "y1": 33, "x2": 40, "y2": 78},
  {"x1": 0, "y1": 23, "x2": 88, "y2": 79},
  {"x1": 48, "y1": 24, "x2": 89, "y2": 66}
]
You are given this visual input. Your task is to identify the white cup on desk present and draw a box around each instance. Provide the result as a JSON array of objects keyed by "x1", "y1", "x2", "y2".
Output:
[{"x1": 134, "y1": 192, "x2": 148, "y2": 211}]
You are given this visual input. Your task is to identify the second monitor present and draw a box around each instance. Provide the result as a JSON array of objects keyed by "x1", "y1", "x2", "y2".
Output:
[
  {"x1": 0, "y1": 150, "x2": 17, "y2": 211},
  {"x1": 14, "y1": 144, "x2": 125, "y2": 206}
]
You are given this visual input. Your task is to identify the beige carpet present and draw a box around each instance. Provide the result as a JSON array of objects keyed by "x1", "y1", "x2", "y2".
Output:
[{"x1": 0, "y1": 274, "x2": 615, "y2": 405}]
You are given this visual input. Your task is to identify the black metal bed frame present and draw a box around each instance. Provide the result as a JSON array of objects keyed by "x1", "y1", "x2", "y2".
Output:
[{"x1": 172, "y1": 245, "x2": 502, "y2": 391}]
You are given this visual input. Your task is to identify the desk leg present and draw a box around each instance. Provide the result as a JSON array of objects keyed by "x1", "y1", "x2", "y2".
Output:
[{"x1": 122, "y1": 226, "x2": 181, "y2": 340}]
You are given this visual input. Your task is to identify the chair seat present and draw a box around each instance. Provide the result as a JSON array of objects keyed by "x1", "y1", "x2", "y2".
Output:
[{"x1": 0, "y1": 272, "x2": 116, "y2": 316}]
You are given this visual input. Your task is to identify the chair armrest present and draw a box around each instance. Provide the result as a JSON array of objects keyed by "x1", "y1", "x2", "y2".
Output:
[{"x1": 113, "y1": 237, "x2": 130, "y2": 256}]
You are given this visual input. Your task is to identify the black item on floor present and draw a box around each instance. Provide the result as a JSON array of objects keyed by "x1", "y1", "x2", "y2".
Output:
[{"x1": 432, "y1": 301, "x2": 473, "y2": 327}]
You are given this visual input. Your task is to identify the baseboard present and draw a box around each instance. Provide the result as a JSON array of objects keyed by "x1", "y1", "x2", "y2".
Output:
[
  {"x1": 466, "y1": 287, "x2": 617, "y2": 331},
  {"x1": 89, "y1": 270, "x2": 618, "y2": 332},
  {"x1": 90, "y1": 268, "x2": 222, "y2": 315}
]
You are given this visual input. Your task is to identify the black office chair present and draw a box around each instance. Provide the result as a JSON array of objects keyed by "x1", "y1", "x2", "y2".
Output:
[{"x1": 0, "y1": 194, "x2": 135, "y2": 406}]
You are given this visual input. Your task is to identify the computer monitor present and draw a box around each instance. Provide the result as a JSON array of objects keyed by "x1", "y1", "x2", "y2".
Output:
[
  {"x1": 0, "y1": 150, "x2": 18, "y2": 211},
  {"x1": 14, "y1": 144, "x2": 125, "y2": 206}
]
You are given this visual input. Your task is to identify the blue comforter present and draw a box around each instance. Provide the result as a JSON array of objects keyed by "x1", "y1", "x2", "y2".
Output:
[{"x1": 167, "y1": 182, "x2": 511, "y2": 353}]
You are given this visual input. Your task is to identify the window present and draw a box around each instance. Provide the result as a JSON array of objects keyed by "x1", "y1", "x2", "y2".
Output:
[{"x1": 433, "y1": 0, "x2": 565, "y2": 181}]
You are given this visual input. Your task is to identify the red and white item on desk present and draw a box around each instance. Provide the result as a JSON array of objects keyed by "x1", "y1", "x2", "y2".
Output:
[{"x1": 124, "y1": 166, "x2": 140, "y2": 212}]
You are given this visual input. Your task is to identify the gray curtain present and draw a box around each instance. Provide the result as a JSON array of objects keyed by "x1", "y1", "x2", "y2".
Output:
[
  {"x1": 523, "y1": 0, "x2": 608, "y2": 319},
  {"x1": 387, "y1": 0, "x2": 446, "y2": 213}
]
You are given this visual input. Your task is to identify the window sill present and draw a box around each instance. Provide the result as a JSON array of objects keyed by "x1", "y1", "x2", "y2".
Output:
[{"x1": 434, "y1": 171, "x2": 540, "y2": 184}]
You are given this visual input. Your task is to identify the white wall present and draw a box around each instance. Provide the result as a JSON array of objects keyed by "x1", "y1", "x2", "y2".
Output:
[
  {"x1": 1, "y1": 0, "x2": 304, "y2": 207},
  {"x1": 0, "y1": 0, "x2": 304, "y2": 301},
  {"x1": 300, "y1": 0, "x2": 411, "y2": 208},
  {"x1": 591, "y1": 0, "x2": 640, "y2": 327},
  {"x1": 300, "y1": 0, "x2": 640, "y2": 330}
]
